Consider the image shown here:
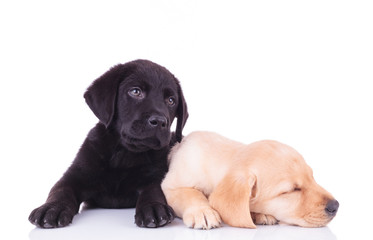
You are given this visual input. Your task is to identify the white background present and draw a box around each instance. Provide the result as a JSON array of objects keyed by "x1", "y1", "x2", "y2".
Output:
[{"x1": 1, "y1": 0, "x2": 372, "y2": 239}]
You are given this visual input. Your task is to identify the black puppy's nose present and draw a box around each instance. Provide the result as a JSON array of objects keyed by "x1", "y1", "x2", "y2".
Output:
[
  {"x1": 325, "y1": 200, "x2": 339, "y2": 216},
  {"x1": 148, "y1": 115, "x2": 167, "y2": 129}
]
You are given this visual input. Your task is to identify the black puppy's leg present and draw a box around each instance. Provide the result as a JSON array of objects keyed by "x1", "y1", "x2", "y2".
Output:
[
  {"x1": 29, "y1": 181, "x2": 80, "y2": 228},
  {"x1": 135, "y1": 183, "x2": 175, "y2": 228},
  {"x1": 29, "y1": 130, "x2": 103, "y2": 228}
]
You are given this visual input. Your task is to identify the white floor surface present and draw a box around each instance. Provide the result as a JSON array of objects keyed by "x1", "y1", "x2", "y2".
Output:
[{"x1": 25, "y1": 208, "x2": 355, "y2": 240}]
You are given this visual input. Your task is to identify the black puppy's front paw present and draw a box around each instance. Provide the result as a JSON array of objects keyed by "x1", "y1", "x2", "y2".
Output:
[
  {"x1": 29, "y1": 202, "x2": 75, "y2": 228},
  {"x1": 135, "y1": 203, "x2": 175, "y2": 228}
]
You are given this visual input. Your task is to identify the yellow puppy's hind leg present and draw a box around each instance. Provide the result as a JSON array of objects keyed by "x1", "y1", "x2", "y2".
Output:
[{"x1": 251, "y1": 212, "x2": 279, "y2": 225}]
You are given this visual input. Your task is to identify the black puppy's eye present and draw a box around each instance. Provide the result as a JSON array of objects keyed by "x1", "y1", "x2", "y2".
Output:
[
  {"x1": 167, "y1": 97, "x2": 175, "y2": 106},
  {"x1": 128, "y1": 87, "x2": 144, "y2": 99}
]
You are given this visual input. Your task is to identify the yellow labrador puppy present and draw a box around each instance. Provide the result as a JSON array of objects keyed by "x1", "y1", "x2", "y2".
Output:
[{"x1": 161, "y1": 131, "x2": 339, "y2": 229}]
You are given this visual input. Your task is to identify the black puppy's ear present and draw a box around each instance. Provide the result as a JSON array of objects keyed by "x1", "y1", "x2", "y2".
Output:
[
  {"x1": 84, "y1": 64, "x2": 127, "y2": 127},
  {"x1": 175, "y1": 81, "x2": 188, "y2": 142}
]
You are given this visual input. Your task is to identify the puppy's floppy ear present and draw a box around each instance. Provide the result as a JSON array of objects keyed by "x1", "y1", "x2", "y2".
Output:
[
  {"x1": 209, "y1": 171, "x2": 257, "y2": 228},
  {"x1": 175, "y1": 81, "x2": 188, "y2": 142},
  {"x1": 84, "y1": 64, "x2": 128, "y2": 127}
]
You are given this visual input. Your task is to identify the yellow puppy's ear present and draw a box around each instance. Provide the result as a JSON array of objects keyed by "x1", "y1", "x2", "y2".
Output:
[{"x1": 209, "y1": 171, "x2": 257, "y2": 228}]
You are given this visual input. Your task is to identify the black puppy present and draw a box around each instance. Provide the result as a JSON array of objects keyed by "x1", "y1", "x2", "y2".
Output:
[{"x1": 29, "y1": 60, "x2": 188, "y2": 228}]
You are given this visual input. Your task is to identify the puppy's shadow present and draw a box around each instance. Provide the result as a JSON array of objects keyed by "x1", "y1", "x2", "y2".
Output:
[
  {"x1": 29, "y1": 209, "x2": 337, "y2": 240},
  {"x1": 29, "y1": 208, "x2": 185, "y2": 240},
  {"x1": 253, "y1": 225, "x2": 337, "y2": 240},
  {"x1": 172, "y1": 224, "x2": 337, "y2": 240},
  {"x1": 29, "y1": 208, "x2": 155, "y2": 240}
]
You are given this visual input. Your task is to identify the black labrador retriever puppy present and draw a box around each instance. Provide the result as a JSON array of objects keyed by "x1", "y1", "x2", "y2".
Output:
[{"x1": 29, "y1": 59, "x2": 188, "y2": 228}]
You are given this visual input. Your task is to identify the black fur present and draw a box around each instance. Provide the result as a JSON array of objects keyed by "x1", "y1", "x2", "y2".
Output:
[{"x1": 29, "y1": 60, "x2": 188, "y2": 228}]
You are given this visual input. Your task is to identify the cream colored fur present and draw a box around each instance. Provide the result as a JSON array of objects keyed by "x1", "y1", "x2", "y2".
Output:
[{"x1": 161, "y1": 131, "x2": 337, "y2": 229}]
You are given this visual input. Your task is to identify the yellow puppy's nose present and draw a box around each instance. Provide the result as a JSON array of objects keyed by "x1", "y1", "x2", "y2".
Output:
[{"x1": 325, "y1": 200, "x2": 339, "y2": 216}]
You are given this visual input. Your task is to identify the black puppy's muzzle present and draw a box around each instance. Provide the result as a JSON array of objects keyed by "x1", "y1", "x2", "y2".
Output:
[
  {"x1": 148, "y1": 115, "x2": 168, "y2": 129},
  {"x1": 121, "y1": 114, "x2": 171, "y2": 151}
]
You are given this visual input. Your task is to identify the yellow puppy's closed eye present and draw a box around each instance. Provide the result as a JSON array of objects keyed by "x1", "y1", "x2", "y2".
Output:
[{"x1": 280, "y1": 187, "x2": 302, "y2": 195}]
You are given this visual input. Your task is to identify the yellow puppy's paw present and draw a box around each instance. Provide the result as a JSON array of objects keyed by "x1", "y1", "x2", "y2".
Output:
[
  {"x1": 251, "y1": 213, "x2": 278, "y2": 225},
  {"x1": 183, "y1": 206, "x2": 222, "y2": 230}
]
